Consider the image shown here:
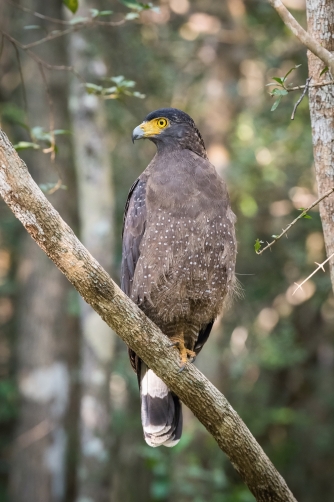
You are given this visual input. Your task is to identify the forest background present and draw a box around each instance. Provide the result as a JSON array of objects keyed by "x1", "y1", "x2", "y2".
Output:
[{"x1": 0, "y1": 0, "x2": 334, "y2": 501}]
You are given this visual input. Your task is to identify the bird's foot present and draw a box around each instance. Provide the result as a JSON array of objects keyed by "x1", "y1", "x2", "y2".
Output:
[{"x1": 169, "y1": 335, "x2": 196, "y2": 371}]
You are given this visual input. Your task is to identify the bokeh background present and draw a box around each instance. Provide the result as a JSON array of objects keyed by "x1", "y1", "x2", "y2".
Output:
[{"x1": 1, "y1": 0, "x2": 334, "y2": 501}]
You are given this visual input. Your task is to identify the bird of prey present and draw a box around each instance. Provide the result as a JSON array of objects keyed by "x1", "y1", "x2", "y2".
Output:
[{"x1": 121, "y1": 108, "x2": 236, "y2": 447}]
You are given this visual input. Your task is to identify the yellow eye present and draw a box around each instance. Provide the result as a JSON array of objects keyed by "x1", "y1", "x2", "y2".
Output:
[{"x1": 157, "y1": 118, "x2": 168, "y2": 129}]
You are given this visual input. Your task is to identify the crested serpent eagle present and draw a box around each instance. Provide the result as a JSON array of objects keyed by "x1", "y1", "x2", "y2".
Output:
[{"x1": 121, "y1": 108, "x2": 237, "y2": 447}]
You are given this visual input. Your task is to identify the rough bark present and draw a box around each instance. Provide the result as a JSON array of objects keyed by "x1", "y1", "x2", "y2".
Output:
[
  {"x1": 0, "y1": 130, "x2": 297, "y2": 502},
  {"x1": 9, "y1": 1, "x2": 80, "y2": 501},
  {"x1": 68, "y1": 8, "x2": 116, "y2": 501},
  {"x1": 306, "y1": 0, "x2": 334, "y2": 293}
]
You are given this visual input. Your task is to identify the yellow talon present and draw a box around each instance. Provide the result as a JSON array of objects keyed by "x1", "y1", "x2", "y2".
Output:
[{"x1": 170, "y1": 334, "x2": 196, "y2": 367}]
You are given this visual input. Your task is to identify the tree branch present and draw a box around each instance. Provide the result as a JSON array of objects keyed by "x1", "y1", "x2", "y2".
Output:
[
  {"x1": 291, "y1": 77, "x2": 311, "y2": 120},
  {"x1": 267, "y1": 80, "x2": 334, "y2": 92},
  {"x1": 287, "y1": 80, "x2": 334, "y2": 92},
  {"x1": 268, "y1": 0, "x2": 334, "y2": 75},
  {"x1": 4, "y1": 0, "x2": 127, "y2": 31},
  {"x1": 293, "y1": 252, "x2": 334, "y2": 295},
  {"x1": 0, "y1": 129, "x2": 297, "y2": 502},
  {"x1": 1, "y1": 31, "x2": 86, "y2": 81},
  {"x1": 256, "y1": 187, "x2": 334, "y2": 255}
]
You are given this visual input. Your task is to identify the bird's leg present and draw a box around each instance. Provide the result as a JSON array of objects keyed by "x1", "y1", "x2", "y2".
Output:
[{"x1": 169, "y1": 333, "x2": 196, "y2": 368}]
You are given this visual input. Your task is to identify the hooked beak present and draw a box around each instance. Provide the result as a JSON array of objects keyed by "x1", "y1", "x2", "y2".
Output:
[{"x1": 132, "y1": 124, "x2": 145, "y2": 143}]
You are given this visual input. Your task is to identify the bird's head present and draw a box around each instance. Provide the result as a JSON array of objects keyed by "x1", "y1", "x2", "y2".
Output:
[{"x1": 132, "y1": 108, "x2": 207, "y2": 159}]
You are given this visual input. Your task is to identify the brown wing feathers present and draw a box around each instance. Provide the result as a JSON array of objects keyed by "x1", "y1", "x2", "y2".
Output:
[{"x1": 121, "y1": 176, "x2": 183, "y2": 447}]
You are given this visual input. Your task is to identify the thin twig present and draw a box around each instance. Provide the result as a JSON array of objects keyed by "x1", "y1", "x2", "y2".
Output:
[
  {"x1": 10, "y1": 41, "x2": 28, "y2": 116},
  {"x1": 4, "y1": 0, "x2": 71, "y2": 25},
  {"x1": 287, "y1": 80, "x2": 334, "y2": 92},
  {"x1": 12, "y1": 18, "x2": 126, "y2": 50},
  {"x1": 15, "y1": 419, "x2": 55, "y2": 450},
  {"x1": 22, "y1": 23, "x2": 90, "y2": 49},
  {"x1": 47, "y1": 178, "x2": 64, "y2": 195},
  {"x1": 4, "y1": 0, "x2": 127, "y2": 28},
  {"x1": 268, "y1": 0, "x2": 334, "y2": 75},
  {"x1": 38, "y1": 65, "x2": 56, "y2": 162},
  {"x1": 1, "y1": 31, "x2": 86, "y2": 83},
  {"x1": 267, "y1": 80, "x2": 334, "y2": 92},
  {"x1": 256, "y1": 187, "x2": 334, "y2": 255},
  {"x1": 38, "y1": 65, "x2": 66, "y2": 193},
  {"x1": 291, "y1": 77, "x2": 311, "y2": 120},
  {"x1": 3, "y1": 34, "x2": 73, "y2": 193},
  {"x1": 293, "y1": 252, "x2": 334, "y2": 295},
  {"x1": 5, "y1": 0, "x2": 127, "y2": 32}
]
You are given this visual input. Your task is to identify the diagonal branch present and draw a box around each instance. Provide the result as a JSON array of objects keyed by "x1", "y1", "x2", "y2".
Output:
[
  {"x1": 0, "y1": 129, "x2": 297, "y2": 502},
  {"x1": 268, "y1": 0, "x2": 334, "y2": 75},
  {"x1": 293, "y1": 252, "x2": 334, "y2": 295},
  {"x1": 291, "y1": 77, "x2": 311, "y2": 120},
  {"x1": 256, "y1": 187, "x2": 334, "y2": 255}
]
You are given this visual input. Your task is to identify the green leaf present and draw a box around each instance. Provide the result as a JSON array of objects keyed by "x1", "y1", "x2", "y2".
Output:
[
  {"x1": 125, "y1": 12, "x2": 139, "y2": 19},
  {"x1": 283, "y1": 64, "x2": 301, "y2": 82},
  {"x1": 110, "y1": 75, "x2": 125, "y2": 85},
  {"x1": 70, "y1": 16, "x2": 88, "y2": 24},
  {"x1": 14, "y1": 141, "x2": 40, "y2": 151},
  {"x1": 118, "y1": 0, "x2": 144, "y2": 10},
  {"x1": 254, "y1": 238, "x2": 264, "y2": 253},
  {"x1": 63, "y1": 0, "x2": 78, "y2": 14},
  {"x1": 0, "y1": 379, "x2": 19, "y2": 422},
  {"x1": 31, "y1": 126, "x2": 47, "y2": 141},
  {"x1": 271, "y1": 235, "x2": 279, "y2": 239},
  {"x1": 53, "y1": 129, "x2": 71, "y2": 136},
  {"x1": 272, "y1": 77, "x2": 284, "y2": 85},
  {"x1": 84, "y1": 76, "x2": 144, "y2": 100},
  {"x1": 0, "y1": 103, "x2": 29, "y2": 130},
  {"x1": 24, "y1": 25, "x2": 41, "y2": 30},
  {"x1": 84, "y1": 83, "x2": 103, "y2": 94},
  {"x1": 270, "y1": 88, "x2": 288, "y2": 97},
  {"x1": 132, "y1": 91, "x2": 145, "y2": 98},
  {"x1": 97, "y1": 10, "x2": 113, "y2": 16},
  {"x1": 102, "y1": 86, "x2": 117, "y2": 94},
  {"x1": 320, "y1": 66, "x2": 329, "y2": 77},
  {"x1": 90, "y1": 9, "x2": 113, "y2": 18},
  {"x1": 267, "y1": 65, "x2": 301, "y2": 97},
  {"x1": 271, "y1": 97, "x2": 282, "y2": 111},
  {"x1": 118, "y1": 0, "x2": 157, "y2": 11},
  {"x1": 119, "y1": 80, "x2": 136, "y2": 88},
  {"x1": 298, "y1": 209, "x2": 312, "y2": 219}
]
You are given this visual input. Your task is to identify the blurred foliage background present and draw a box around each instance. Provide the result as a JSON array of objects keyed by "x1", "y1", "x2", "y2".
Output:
[{"x1": 0, "y1": 0, "x2": 334, "y2": 501}]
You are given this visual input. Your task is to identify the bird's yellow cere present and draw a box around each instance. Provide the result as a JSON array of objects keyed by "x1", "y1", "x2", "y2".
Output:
[{"x1": 139, "y1": 117, "x2": 169, "y2": 136}]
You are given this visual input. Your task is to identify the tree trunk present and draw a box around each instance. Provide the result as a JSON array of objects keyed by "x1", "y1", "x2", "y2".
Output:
[
  {"x1": 9, "y1": 1, "x2": 80, "y2": 501},
  {"x1": 68, "y1": 6, "x2": 116, "y2": 500},
  {"x1": 306, "y1": 0, "x2": 334, "y2": 293}
]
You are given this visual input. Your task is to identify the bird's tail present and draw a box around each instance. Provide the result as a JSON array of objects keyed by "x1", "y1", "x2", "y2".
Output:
[{"x1": 140, "y1": 362, "x2": 182, "y2": 447}]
